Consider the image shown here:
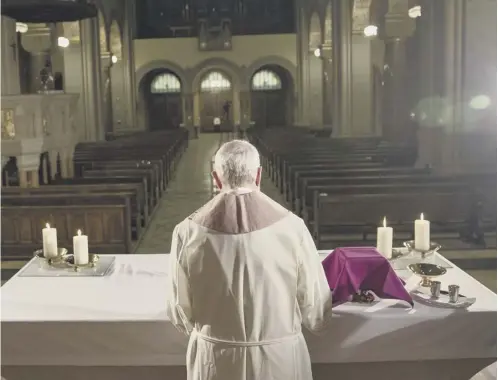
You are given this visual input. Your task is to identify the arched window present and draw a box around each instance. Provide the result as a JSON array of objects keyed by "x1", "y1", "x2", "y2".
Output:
[
  {"x1": 200, "y1": 71, "x2": 231, "y2": 92},
  {"x1": 251, "y1": 70, "x2": 282, "y2": 91},
  {"x1": 151, "y1": 73, "x2": 181, "y2": 94}
]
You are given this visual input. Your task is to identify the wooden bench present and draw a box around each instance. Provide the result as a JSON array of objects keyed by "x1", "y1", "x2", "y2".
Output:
[
  {"x1": 86, "y1": 159, "x2": 166, "y2": 191},
  {"x1": 291, "y1": 167, "x2": 431, "y2": 205},
  {"x1": 53, "y1": 177, "x2": 150, "y2": 222},
  {"x1": 2, "y1": 183, "x2": 146, "y2": 241},
  {"x1": 82, "y1": 168, "x2": 158, "y2": 212},
  {"x1": 314, "y1": 191, "x2": 475, "y2": 249},
  {"x1": 2, "y1": 192, "x2": 133, "y2": 259}
]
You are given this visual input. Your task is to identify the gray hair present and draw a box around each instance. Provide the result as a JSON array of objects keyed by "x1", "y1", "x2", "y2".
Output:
[{"x1": 213, "y1": 140, "x2": 260, "y2": 189}]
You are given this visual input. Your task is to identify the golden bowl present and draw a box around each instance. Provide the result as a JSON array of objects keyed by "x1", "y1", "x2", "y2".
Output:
[{"x1": 408, "y1": 263, "x2": 447, "y2": 287}]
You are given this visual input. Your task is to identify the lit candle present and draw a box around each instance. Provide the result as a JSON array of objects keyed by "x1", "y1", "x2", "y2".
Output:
[
  {"x1": 42, "y1": 223, "x2": 58, "y2": 258},
  {"x1": 376, "y1": 217, "x2": 393, "y2": 259},
  {"x1": 73, "y1": 229, "x2": 89, "y2": 265},
  {"x1": 414, "y1": 213, "x2": 430, "y2": 251}
]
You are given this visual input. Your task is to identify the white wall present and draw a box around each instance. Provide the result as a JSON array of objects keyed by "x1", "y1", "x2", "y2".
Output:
[{"x1": 134, "y1": 34, "x2": 297, "y2": 72}]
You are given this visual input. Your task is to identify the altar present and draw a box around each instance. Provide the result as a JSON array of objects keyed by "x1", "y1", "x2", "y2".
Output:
[{"x1": 1, "y1": 251, "x2": 496, "y2": 380}]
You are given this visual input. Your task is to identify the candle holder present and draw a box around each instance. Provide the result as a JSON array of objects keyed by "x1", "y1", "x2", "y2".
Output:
[
  {"x1": 408, "y1": 263, "x2": 447, "y2": 287},
  {"x1": 63, "y1": 253, "x2": 100, "y2": 272},
  {"x1": 403, "y1": 240, "x2": 441, "y2": 257},
  {"x1": 33, "y1": 248, "x2": 68, "y2": 265}
]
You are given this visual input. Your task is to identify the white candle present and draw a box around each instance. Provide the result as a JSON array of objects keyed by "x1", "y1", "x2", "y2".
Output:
[
  {"x1": 42, "y1": 223, "x2": 58, "y2": 258},
  {"x1": 414, "y1": 213, "x2": 431, "y2": 251},
  {"x1": 376, "y1": 217, "x2": 393, "y2": 259},
  {"x1": 73, "y1": 229, "x2": 89, "y2": 265}
]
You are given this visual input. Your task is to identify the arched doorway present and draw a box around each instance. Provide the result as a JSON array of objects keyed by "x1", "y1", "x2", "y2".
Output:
[
  {"x1": 250, "y1": 66, "x2": 292, "y2": 127},
  {"x1": 141, "y1": 70, "x2": 183, "y2": 130},
  {"x1": 199, "y1": 71, "x2": 233, "y2": 132}
]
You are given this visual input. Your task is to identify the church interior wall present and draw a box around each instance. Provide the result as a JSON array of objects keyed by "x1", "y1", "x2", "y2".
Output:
[
  {"x1": 134, "y1": 34, "x2": 297, "y2": 73},
  {"x1": 134, "y1": 34, "x2": 297, "y2": 130}
]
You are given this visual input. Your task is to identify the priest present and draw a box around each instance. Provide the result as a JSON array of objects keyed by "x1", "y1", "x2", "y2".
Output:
[{"x1": 166, "y1": 139, "x2": 333, "y2": 380}]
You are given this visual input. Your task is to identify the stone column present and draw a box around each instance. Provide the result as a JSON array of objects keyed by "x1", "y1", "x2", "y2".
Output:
[
  {"x1": 42, "y1": 155, "x2": 50, "y2": 185},
  {"x1": 1, "y1": 16, "x2": 21, "y2": 95},
  {"x1": 382, "y1": 0, "x2": 415, "y2": 142},
  {"x1": 20, "y1": 23, "x2": 53, "y2": 94},
  {"x1": 80, "y1": 18, "x2": 104, "y2": 141},
  {"x1": 48, "y1": 150, "x2": 59, "y2": 180},
  {"x1": 295, "y1": 0, "x2": 310, "y2": 126},
  {"x1": 101, "y1": 52, "x2": 113, "y2": 137},
  {"x1": 182, "y1": 92, "x2": 195, "y2": 137},
  {"x1": 60, "y1": 148, "x2": 75, "y2": 178},
  {"x1": 2, "y1": 156, "x2": 10, "y2": 187},
  {"x1": 238, "y1": 90, "x2": 251, "y2": 131},
  {"x1": 17, "y1": 139, "x2": 44, "y2": 188},
  {"x1": 321, "y1": 45, "x2": 333, "y2": 129},
  {"x1": 121, "y1": 1, "x2": 139, "y2": 130},
  {"x1": 339, "y1": 0, "x2": 353, "y2": 136},
  {"x1": 331, "y1": 0, "x2": 342, "y2": 135},
  {"x1": 17, "y1": 156, "x2": 40, "y2": 188}
]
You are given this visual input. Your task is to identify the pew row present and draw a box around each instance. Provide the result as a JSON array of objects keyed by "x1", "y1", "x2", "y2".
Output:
[{"x1": 2, "y1": 193, "x2": 133, "y2": 260}]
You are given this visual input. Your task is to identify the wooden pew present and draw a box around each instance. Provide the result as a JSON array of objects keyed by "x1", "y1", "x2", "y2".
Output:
[
  {"x1": 53, "y1": 177, "x2": 150, "y2": 222},
  {"x1": 290, "y1": 167, "x2": 431, "y2": 205},
  {"x1": 313, "y1": 191, "x2": 475, "y2": 249},
  {"x1": 82, "y1": 168, "x2": 158, "y2": 212},
  {"x1": 2, "y1": 193, "x2": 133, "y2": 259},
  {"x1": 74, "y1": 129, "x2": 188, "y2": 181},
  {"x1": 88, "y1": 159, "x2": 166, "y2": 191},
  {"x1": 2, "y1": 183, "x2": 145, "y2": 241}
]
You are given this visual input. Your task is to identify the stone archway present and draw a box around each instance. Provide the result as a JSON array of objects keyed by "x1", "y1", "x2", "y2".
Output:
[
  {"x1": 249, "y1": 65, "x2": 295, "y2": 128},
  {"x1": 191, "y1": 58, "x2": 243, "y2": 130},
  {"x1": 136, "y1": 61, "x2": 190, "y2": 131},
  {"x1": 141, "y1": 70, "x2": 184, "y2": 131},
  {"x1": 197, "y1": 70, "x2": 234, "y2": 132}
]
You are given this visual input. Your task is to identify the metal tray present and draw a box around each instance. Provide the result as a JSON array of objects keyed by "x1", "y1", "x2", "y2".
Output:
[{"x1": 19, "y1": 255, "x2": 116, "y2": 277}]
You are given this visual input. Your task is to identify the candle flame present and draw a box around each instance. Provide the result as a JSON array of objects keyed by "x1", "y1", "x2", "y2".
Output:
[
  {"x1": 46, "y1": 223, "x2": 50, "y2": 229},
  {"x1": 77, "y1": 229, "x2": 82, "y2": 236},
  {"x1": 383, "y1": 217, "x2": 387, "y2": 228},
  {"x1": 420, "y1": 213, "x2": 424, "y2": 220}
]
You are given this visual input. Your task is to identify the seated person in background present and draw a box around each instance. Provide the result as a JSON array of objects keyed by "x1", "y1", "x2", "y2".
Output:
[{"x1": 167, "y1": 140, "x2": 332, "y2": 380}]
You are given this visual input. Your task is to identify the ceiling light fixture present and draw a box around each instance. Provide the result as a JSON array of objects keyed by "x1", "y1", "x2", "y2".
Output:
[
  {"x1": 57, "y1": 37, "x2": 70, "y2": 48},
  {"x1": 363, "y1": 25, "x2": 378, "y2": 37},
  {"x1": 408, "y1": 5, "x2": 422, "y2": 19},
  {"x1": 15, "y1": 22, "x2": 28, "y2": 33}
]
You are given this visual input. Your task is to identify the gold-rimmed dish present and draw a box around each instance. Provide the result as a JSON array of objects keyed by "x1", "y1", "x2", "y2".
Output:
[{"x1": 408, "y1": 263, "x2": 447, "y2": 287}]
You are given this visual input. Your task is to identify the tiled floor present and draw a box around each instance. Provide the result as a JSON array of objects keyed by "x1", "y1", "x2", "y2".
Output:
[{"x1": 1, "y1": 133, "x2": 496, "y2": 293}]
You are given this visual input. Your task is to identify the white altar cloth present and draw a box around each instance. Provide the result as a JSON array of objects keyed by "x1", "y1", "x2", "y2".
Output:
[{"x1": 1, "y1": 251, "x2": 496, "y2": 380}]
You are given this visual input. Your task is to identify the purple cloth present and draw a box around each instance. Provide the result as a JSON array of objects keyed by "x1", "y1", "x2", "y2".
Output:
[{"x1": 322, "y1": 247, "x2": 413, "y2": 306}]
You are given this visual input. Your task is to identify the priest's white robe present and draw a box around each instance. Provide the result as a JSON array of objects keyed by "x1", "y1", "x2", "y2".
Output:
[{"x1": 166, "y1": 189, "x2": 333, "y2": 380}]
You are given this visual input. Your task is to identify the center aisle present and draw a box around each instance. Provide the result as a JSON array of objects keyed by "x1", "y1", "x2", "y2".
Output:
[
  {"x1": 135, "y1": 133, "x2": 288, "y2": 253},
  {"x1": 135, "y1": 133, "x2": 219, "y2": 253}
]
